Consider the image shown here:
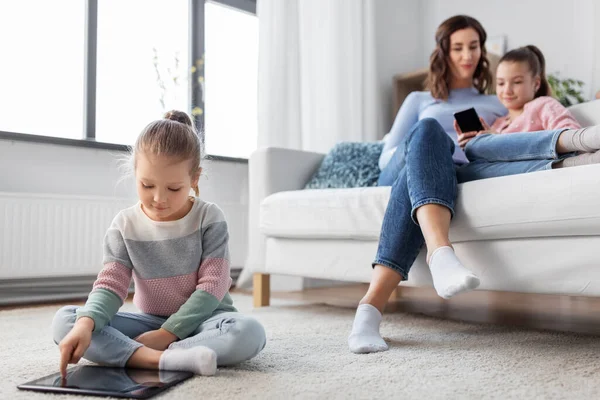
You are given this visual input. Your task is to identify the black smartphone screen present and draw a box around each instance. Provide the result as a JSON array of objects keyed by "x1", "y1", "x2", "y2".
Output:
[{"x1": 454, "y1": 107, "x2": 485, "y2": 132}]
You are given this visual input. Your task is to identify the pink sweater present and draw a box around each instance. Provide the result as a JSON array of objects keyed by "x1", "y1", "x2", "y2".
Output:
[{"x1": 490, "y1": 96, "x2": 581, "y2": 133}]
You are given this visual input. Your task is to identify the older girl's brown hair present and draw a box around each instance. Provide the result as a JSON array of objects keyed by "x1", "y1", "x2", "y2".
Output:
[
  {"x1": 425, "y1": 15, "x2": 493, "y2": 100},
  {"x1": 132, "y1": 110, "x2": 204, "y2": 196},
  {"x1": 499, "y1": 45, "x2": 551, "y2": 98}
]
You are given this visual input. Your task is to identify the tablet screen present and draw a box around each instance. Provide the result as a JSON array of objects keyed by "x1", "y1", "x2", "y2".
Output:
[{"x1": 18, "y1": 365, "x2": 193, "y2": 399}]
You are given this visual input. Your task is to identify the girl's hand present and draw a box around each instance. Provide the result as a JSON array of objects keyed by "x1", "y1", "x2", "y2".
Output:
[
  {"x1": 479, "y1": 117, "x2": 492, "y2": 132},
  {"x1": 135, "y1": 329, "x2": 178, "y2": 351},
  {"x1": 59, "y1": 317, "x2": 94, "y2": 378},
  {"x1": 475, "y1": 117, "x2": 497, "y2": 136},
  {"x1": 454, "y1": 120, "x2": 478, "y2": 149},
  {"x1": 455, "y1": 118, "x2": 495, "y2": 149}
]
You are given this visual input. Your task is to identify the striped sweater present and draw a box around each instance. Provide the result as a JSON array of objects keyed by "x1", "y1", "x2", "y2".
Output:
[{"x1": 76, "y1": 198, "x2": 236, "y2": 339}]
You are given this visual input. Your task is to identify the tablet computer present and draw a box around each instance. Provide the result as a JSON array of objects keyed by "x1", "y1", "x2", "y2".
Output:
[{"x1": 18, "y1": 365, "x2": 193, "y2": 399}]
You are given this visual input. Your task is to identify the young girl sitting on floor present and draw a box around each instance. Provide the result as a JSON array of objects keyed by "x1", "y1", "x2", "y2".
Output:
[{"x1": 53, "y1": 111, "x2": 266, "y2": 376}]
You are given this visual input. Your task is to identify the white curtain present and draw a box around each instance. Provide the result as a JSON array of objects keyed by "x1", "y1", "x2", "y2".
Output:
[
  {"x1": 237, "y1": 0, "x2": 384, "y2": 290},
  {"x1": 257, "y1": 0, "x2": 382, "y2": 153}
]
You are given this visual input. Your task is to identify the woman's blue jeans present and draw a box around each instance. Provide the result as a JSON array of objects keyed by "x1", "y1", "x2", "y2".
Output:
[{"x1": 375, "y1": 118, "x2": 565, "y2": 279}]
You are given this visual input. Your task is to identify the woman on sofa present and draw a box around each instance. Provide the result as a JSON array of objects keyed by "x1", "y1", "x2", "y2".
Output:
[{"x1": 349, "y1": 15, "x2": 599, "y2": 354}]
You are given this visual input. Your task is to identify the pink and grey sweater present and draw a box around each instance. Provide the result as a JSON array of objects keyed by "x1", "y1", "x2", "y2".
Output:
[{"x1": 76, "y1": 198, "x2": 236, "y2": 339}]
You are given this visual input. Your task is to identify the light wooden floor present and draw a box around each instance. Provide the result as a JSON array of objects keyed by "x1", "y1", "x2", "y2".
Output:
[
  {"x1": 4, "y1": 285, "x2": 600, "y2": 335},
  {"x1": 243, "y1": 284, "x2": 600, "y2": 335}
]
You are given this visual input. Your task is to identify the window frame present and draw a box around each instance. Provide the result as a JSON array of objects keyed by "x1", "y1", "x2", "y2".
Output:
[{"x1": 0, "y1": 0, "x2": 256, "y2": 163}]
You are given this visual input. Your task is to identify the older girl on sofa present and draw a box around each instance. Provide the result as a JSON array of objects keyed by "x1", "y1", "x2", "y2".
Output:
[{"x1": 454, "y1": 44, "x2": 600, "y2": 182}]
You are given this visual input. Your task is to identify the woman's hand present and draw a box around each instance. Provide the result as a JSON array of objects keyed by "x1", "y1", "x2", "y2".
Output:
[
  {"x1": 454, "y1": 118, "x2": 495, "y2": 149},
  {"x1": 58, "y1": 317, "x2": 94, "y2": 378},
  {"x1": 135, "y1": 329, "x2": 178, "y2": 351}
]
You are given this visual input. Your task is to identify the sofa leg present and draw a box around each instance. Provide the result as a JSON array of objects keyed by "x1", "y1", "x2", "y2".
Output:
[
  {"x1": 253, "y1": 273, "x2": 271, "y2": 307},
  {"x1": 388, "y1": 286, "x2": 401, "y2": 302}
]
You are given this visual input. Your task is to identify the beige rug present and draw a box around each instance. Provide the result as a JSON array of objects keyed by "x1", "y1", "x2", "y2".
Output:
[{"x1": 2, "y1": 293, "x2": 599, "y2": 399}]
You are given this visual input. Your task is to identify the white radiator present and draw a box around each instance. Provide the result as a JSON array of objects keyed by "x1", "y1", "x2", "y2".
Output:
[{"x1": 0, "y1": 192, "x2": 135, "y2": 280}]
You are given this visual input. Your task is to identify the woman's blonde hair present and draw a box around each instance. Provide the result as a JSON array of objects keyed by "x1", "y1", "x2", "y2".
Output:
[
  {"x1": 425, "y1": 15, "x2": 493, "y2": 100},
  {"x1": 131, "y1": 110, "x2": 204, "y2": 196}
]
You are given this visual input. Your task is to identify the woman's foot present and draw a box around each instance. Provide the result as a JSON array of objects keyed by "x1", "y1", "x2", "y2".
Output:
[
  {"x1": 428, "y1": 246, "x2": 480, "y2": 299},
  {"x1": 348, "y1": 303, "x2": 388, "y2": 354}
]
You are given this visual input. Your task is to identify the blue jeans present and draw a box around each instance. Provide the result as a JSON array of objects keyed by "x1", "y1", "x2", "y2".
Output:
[
  {"x1": 52, "y1": 306, "x2": 266, "y2": 367},
  {"x1": 458, "y1": 129, "x2": 566, "y2": 182},
  {"x1": 375, "y1": 118, "x2": 566, "y2": 279}
]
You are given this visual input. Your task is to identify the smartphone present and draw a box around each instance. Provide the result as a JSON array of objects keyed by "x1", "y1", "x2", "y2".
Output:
[{"x1": 454, "y1": 107, "x2": 484, "y2": 132}]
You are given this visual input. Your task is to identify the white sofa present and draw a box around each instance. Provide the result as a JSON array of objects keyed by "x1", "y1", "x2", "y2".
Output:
[{"x1": 247, "y1": 99, "x2": 600, "y2": 306}]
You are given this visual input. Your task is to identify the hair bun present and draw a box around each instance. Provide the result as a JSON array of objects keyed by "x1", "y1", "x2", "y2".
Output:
[{"x1": 164, "y1": 110, "x2": 193, "y2": 127}]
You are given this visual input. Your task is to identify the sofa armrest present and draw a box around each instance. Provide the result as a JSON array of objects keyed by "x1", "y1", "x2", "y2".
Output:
[
  {"x1": 249, "y1": 147, "x2": 326, "y2": 196},
  {"x1": 245, "y1": 147, "x2": 325, "y2": 274}
]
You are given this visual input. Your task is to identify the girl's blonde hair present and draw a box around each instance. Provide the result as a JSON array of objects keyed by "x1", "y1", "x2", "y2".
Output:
[{"x1": 131, "y1": 110, "x2": 204, "y2": 196}]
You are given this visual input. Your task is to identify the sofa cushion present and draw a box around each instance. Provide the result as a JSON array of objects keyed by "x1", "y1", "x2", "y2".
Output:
[
  {"x1": 567, "y1": 99, "x2": 600, "y2": 126},
  {"x1": 260, "y1": 163, "x2": 600, "y2": 242},
  {"x1": 304, "y1": 142, "x2": 383, "y2": 189}
]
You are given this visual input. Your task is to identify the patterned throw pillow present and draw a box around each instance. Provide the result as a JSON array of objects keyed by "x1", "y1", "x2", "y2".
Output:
[{"x1": 304, "y1": 142, "x2": 384, "y2": 189}]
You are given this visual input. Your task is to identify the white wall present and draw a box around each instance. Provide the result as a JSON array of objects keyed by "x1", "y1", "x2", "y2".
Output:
[
  {"x1": 0, "y1": 138, "x2": 249, "y2": 268},
  {"x1": 374, "y1": 0, "x2": 423, "y2": 131},
  {"x1": 594, "y1": 2, "x2": 600, "y2": 96},
  {"x1": 200, "y1": 158, "x2": 249, "y2": 269},
  {"x1": 421, "y1": 0, "x2": 598, "y2": 100},
  {"x1": 5, "y1": 2, "x2": 598, "y2": 290}
]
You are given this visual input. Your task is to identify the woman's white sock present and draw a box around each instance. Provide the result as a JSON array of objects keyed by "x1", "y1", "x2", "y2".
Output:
[
  {"x1": 348, "y1": 304, "x2": 389, "y2": 354},
  {"x1": 428, "y1": 246, "x2": 480, "y2": 299}
]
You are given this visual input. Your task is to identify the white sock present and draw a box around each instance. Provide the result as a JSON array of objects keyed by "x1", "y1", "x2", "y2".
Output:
[
  {"x1": 558, "y1": 150, "x2": 600, "y2": 168},
  {"x1": 428, "y1": 246, "x2": 480, "y2": 299},
  {"x1": 159, "y1": 346, "x2": 217, "y2": 376},
  {"x1": 560, "y1": 125, "x2": 600, "y2": 152},
  {"x1": 348, "y1": 304, "x2": 389, "y2": 354}
]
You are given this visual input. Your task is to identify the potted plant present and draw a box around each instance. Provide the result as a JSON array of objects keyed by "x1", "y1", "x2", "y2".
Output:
[{"x1": 547, "y1": 73, "x2": 585, "y2": 107}]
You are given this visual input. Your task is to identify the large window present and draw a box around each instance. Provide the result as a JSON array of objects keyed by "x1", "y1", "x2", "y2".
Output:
[
  {"x1": 0, "y1": 0, "x2": 257, "y2": 159},
  {"x1": 205, "y1": 1, "x2": 258, "y2": 159},
  {"x1": 0, "y1": 1, "x2": 85, "y2": 139},
  {"x1": 96, "y1": 0, "x2": 189, "y2": 145}
]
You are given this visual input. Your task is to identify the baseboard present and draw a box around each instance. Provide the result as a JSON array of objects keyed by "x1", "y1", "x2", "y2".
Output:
[
  {"x1": 1, "y1": 268, "x2": 245, "y2": 306},
  {"x1": 230, "y1": 267, "x2": 242, "y2": 287},
  {"x1": 303, "y1": 278, "x2": 354, "y2": 289},
  {"x1": 0, "y1": 275, "x2": 98, "y2": 306}
]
